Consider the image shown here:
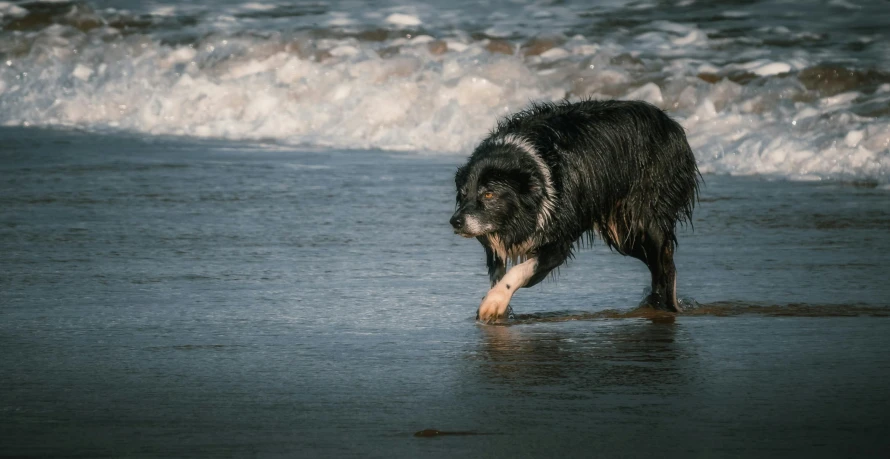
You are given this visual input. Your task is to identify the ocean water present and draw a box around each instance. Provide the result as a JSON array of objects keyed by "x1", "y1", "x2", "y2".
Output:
[
  {"x1": 2, "y1": 128, "x2": 889, "y2": 457},
  {"x1": 1, "y1": 0, "x2": 889, "y2": 181},
  {"x1": 2, "y1": 0, "x2": 890, "y2": 457}
]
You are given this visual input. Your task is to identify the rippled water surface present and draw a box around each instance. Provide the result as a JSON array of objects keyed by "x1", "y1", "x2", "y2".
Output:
[{"x1": 2, "y1": 128, "x2": 889, "y2": 457}]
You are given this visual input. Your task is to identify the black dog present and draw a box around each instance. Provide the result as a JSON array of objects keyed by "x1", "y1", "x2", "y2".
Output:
[{"x1": 450, "y1": 100, "x2": 700, "y2": 322}]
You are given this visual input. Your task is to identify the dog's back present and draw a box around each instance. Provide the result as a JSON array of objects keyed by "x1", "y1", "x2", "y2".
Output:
[{"x1": 488, "y1": 100, "x2": 699, "y2": 253}]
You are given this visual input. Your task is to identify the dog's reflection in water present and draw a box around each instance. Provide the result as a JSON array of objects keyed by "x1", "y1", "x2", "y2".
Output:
[{"x1": 472, "y1": 314, "x2": 691, "y2": 392}]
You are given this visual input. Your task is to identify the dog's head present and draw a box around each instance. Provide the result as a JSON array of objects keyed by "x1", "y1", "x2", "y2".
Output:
[{"x1": 450, "y1": 144, "x2": 550, "y2": 241}]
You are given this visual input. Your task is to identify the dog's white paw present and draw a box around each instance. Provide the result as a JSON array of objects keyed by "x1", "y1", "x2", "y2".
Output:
[{"x1": 477, "y1": 290, "x2": 511, "y2": 323}]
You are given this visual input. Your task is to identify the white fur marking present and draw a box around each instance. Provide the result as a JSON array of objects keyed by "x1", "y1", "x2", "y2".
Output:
[
  {"x1": 478, "y1": 258, "x2": 537, "y2": 322},
  {"x1": 487, "y1": 234, "x2": 535, "y2": 266},
  {"x1": 500, "y1": 134, "x2": 556, "y2": 233},
  {"x1": 463, "y1": 215, "x2": 488, "y2": 235}
]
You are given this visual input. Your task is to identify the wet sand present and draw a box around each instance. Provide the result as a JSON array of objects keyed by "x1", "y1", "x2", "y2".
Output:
[
  {"x1": 509, "y1": 302, "x2": 890, "y2": 324},
  {"x1": 439, "y1": 314, "x2": 890, "y2": 458}
]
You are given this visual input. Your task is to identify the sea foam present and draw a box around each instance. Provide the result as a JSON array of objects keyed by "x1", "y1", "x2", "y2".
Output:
[{"x1": 0, "y1": 0, "x2": 888, "y2": 183}]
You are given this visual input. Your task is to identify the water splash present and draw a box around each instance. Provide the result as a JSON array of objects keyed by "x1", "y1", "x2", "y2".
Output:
[{"x1": 1, "y1": 0, "x2": 889, "y2": 182}]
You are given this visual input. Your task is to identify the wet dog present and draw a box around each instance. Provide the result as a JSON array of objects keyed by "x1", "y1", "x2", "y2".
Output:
[{"x1": 450, "y1": 100, "x2": 700, "y2": 322}]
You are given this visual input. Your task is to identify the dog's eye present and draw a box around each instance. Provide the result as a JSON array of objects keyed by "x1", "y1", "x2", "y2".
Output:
[{"x1": 482, "y1": 192, "x2": 495, "y2": 200}]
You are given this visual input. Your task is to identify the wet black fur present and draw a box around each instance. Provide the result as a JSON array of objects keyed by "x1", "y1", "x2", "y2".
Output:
[{"x1": 451, "y1": 99, "x2": 700, "y2": 312}]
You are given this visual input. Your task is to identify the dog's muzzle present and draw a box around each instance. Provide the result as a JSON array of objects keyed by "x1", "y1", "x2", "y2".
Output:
[
  {"x1": 449, "y1": 213, "x2": 464, "y2": 231},
  {"x1": 450, "y1": 211, "x2": 476, "y2": 237}
]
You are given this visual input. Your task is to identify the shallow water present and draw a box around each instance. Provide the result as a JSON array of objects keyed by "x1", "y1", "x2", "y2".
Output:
[{"x1": 2, "y1": 128, "x2": 889, "y2": 457}]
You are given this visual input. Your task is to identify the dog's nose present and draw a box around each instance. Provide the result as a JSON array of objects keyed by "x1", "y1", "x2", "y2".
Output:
[{"x1": 450, "y1": 214, "x2": 464, "y2": 229}]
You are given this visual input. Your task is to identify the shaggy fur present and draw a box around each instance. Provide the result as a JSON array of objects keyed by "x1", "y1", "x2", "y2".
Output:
[{"x1": 450, "y1": 100, "x2": 700, "y2": 322}]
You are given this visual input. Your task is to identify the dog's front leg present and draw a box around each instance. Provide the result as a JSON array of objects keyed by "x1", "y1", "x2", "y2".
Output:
[
  {"x1": 477, "y1": 258, "x2": 537, "y2": 323},
  {"x1": 485, "y1": 247, "x2": 506, "y2": 288}
]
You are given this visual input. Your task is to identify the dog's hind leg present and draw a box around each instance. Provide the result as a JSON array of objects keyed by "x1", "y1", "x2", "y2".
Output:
[
  {"x1": 625, "y1": 229, "x2": 680, "y2": 312},
  {"x1": 650, "y1": 239, "x2": 679, "y2": 312}
]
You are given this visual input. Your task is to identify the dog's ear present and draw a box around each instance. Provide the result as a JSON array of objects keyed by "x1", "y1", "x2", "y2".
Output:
[
  {"x1": 455, "y1": 165, "x2": 468, "y2": 186},
  {"x1": 523, "y1": 172, "x2": 545, "y2": 195}
]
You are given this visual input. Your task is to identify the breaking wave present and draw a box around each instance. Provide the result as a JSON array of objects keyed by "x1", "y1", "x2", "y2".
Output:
[{"x1": 1, "y1": 0, "x2": 889, "y2": 182}]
